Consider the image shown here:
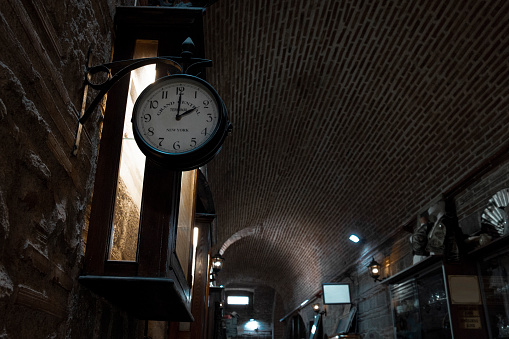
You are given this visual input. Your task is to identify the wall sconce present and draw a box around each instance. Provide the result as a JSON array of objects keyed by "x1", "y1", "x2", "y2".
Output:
[
  {"x1": 212, "y1": 253, "x2": 225, "y2": 273},
  {"x1": 367, "y1": 257, "x2": 384, "y2": 282},
  {"x1": 312, "y1": 303, "x2": 327, "y2": 316}
]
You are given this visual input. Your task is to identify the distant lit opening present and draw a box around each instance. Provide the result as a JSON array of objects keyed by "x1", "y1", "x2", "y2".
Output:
[
  {"x1": 349, "y1": 234, "x2": 360, "y2": 243},
  {"x1": 227, "y1": 296, "x2": 250, "y2": 305},
  {"x1": 176, "y1": 169, "x2": 198, "y2": 281},
  {"x1": 191, "y1": 227, "x2": 199, "y2": 288},
  {"x1": 245, "y1": 319, "x2": 259, "y2": 331}
]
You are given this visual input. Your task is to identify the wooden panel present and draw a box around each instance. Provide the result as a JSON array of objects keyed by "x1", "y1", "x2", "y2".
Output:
[
  {"x1": 190, "y1": 215, "x2": 214, "y2": 339},
  {"x1": 104, "y1": 261, "x2": 138, "y2": 277},
  {"x1": 137, "y1": 159, "x2": 181, "y2": 276}
]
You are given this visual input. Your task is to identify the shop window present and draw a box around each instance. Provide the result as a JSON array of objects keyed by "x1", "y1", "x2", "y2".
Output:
[
  {"x1": 480, "y1": 250, "x2": 509, "y2": 338},
  {"x1": 109, "y1": 39, "x2": 158, "y2": 261},
  {"x1": 390, "y1": 266, "x2": 452, "y2": 338}
]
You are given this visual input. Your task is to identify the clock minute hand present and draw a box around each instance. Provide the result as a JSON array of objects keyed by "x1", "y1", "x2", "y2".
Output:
[
  {"x1": 176, "y1": 106, "x2": 198, "y2": 120},
  {"x1": 175, "y1": 92, "x2": 182, "y2": 118}
]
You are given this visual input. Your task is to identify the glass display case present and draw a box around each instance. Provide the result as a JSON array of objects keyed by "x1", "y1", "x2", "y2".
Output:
[
  {"x1": 479, "y1": 248, "x2": 509, "y2": 338},
  {"x1": 390, "y1": 266, "x2": 452, "y2": 339}
]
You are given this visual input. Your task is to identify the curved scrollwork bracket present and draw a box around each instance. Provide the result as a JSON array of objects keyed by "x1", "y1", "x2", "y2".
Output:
[{"x1": 72, "y1": 37, "x2": 212, "y2": 156}]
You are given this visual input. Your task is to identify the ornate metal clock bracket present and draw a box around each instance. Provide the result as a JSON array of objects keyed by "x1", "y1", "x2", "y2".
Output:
[{"x1": 72, "y1": 37, "x2": 212, "y2": 156}]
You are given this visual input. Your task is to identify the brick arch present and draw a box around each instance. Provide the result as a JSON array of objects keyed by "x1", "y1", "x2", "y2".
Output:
[{"x1": 219, "y1": 225, "x2": 262, "y2": 255}]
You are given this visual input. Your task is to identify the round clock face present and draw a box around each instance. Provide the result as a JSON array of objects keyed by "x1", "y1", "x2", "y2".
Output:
[{"x1": 132, "y1": 75, "x2": 221, "y2": 156}]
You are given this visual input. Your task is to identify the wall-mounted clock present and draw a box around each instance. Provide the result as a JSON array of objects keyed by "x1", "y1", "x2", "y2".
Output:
[{"x1": 132, "y1": 74, "x2": 231, "y2": 170}]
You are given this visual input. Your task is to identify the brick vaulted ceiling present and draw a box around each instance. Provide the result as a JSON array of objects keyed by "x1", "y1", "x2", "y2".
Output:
[{"x1": 202, "y1": 0, "x2": 509, "y2": 311}]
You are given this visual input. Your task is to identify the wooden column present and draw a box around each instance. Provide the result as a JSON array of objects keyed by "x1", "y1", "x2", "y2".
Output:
[{"x1": 190, "y1": 214, "x2": 215, "y2": 339}]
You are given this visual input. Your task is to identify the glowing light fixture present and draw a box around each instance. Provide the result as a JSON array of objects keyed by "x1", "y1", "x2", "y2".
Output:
[
  {"x1": 348, "y1": 234, "x2": 361, "y2": 243},
  {"x1": 299, "y1": 299, "x2": 309, "y2": 307},
  {"x1": 312, "y1": 303, "x2": 320, "y2": 313},
  {"x1": 212, "y1": 253, "x2": 224, "y2": 273},
  {"x1": 368, "y1": 257, "x2": 383, "y2": 282},
  {"x1": 190, "y1": 227, "x2": 199, "y2": 288},
  {"x1": 245, "y1": 319, "x2": 259, "y2": 331}
]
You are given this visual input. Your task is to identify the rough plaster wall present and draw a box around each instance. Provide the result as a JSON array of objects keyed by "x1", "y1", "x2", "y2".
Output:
[
  {"x1": 110, "y1": 179, "x2": 141, "y2": 261},
  {"x1": 0, "y1": 0, "x2": 147, "y2": 338}
]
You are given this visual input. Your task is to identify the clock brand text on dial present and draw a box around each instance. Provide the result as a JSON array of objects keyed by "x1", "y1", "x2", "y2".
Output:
[{"x1": 167, "y1": 129, "x2": 190, "y2": 132}]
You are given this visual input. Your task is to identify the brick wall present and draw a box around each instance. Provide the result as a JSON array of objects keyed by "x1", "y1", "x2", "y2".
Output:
[
  {"x1": 294, "y1": 155, "x2": 509, "y2": 339},
  {"x1": 203, "y1": 2, "x2": 509, "y2": 338},
  {"x1": 273, "y1": 291, "x2": 286, "y2": 339}
]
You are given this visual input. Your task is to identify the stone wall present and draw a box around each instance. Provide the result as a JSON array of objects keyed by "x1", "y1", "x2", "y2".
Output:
[{"x1": 0, "y1": 0, "x2": 151, "y2": 338}]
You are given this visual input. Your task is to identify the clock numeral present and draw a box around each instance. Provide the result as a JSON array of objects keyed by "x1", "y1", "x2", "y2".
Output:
[
  {"x1": 201, "y1": 128, "x2": 208, "y2": 136},
  {"x1": 194, "y1": 91, "x2": 197, "y2": 98},
  {"x1": 147, "y1": 127, "x2": 155, "y2": 136},
  {"x1": 144, "y1": 114, "x2": 151, "y2": 122},
  {"x1": 206, "y1": 113, "x2": 213, "y2": 122},
  {"x1": 149, "y1": 100, "x2": 158, "y2": 109},
  {"x1": 162, "y1": 91, "x2": 168, "y2": 99},
  {"x1": 203, "y1": 100, "x2": 210, "y2": 108},
  {"x1": 173, "y1": 141, "x2": 181, "y2": 150},
  {"x1": 158, "y1": 138, "x2": 164, "y2": 146},
  {"x1": 190, "y1": 138, "x2": 197, "y2": 147},
  {"x1": 176, "y1": 86, "x2": 185, "y2": 95}
]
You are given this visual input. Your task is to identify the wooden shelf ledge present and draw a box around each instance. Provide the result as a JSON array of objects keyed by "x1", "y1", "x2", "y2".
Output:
[
  {"x1": 382, "y1": 255, "x2": 443, "y2": 285},
  {"x1": 79, "y1": 275, "x2": 194, "y2": 321}
]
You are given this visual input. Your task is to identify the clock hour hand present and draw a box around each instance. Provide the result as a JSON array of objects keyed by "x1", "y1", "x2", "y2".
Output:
[{"x1": 176, "y1": 106, "x2": 198, "y2": 120}]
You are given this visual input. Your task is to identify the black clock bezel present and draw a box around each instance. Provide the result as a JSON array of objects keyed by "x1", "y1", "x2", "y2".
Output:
[{"x1": 132, "y1": 74, "x2": 230, "y2": 171}]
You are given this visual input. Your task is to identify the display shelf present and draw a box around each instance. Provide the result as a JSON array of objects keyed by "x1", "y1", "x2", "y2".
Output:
[
  {"x1": 468, "y1": 234, "x2": 509, "y2": 259},
  {"x1": 382, "y1": 255, "x2": 443, "y2": 285}
]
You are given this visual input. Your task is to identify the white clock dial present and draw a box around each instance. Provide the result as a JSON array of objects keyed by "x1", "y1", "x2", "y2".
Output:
[{"x1": 133, "y1": 76, "x2": 220, "y2": 154}]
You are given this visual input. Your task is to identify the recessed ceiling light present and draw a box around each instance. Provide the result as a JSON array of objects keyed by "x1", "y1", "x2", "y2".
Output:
[{"x1": 349, "y1": 234, "x2": 360, "y2": 243}]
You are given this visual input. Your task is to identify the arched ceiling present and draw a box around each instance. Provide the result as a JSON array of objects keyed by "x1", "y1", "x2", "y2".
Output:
[{"x1": 202, "y1": 0, "x2": 509, "y2": 311}]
